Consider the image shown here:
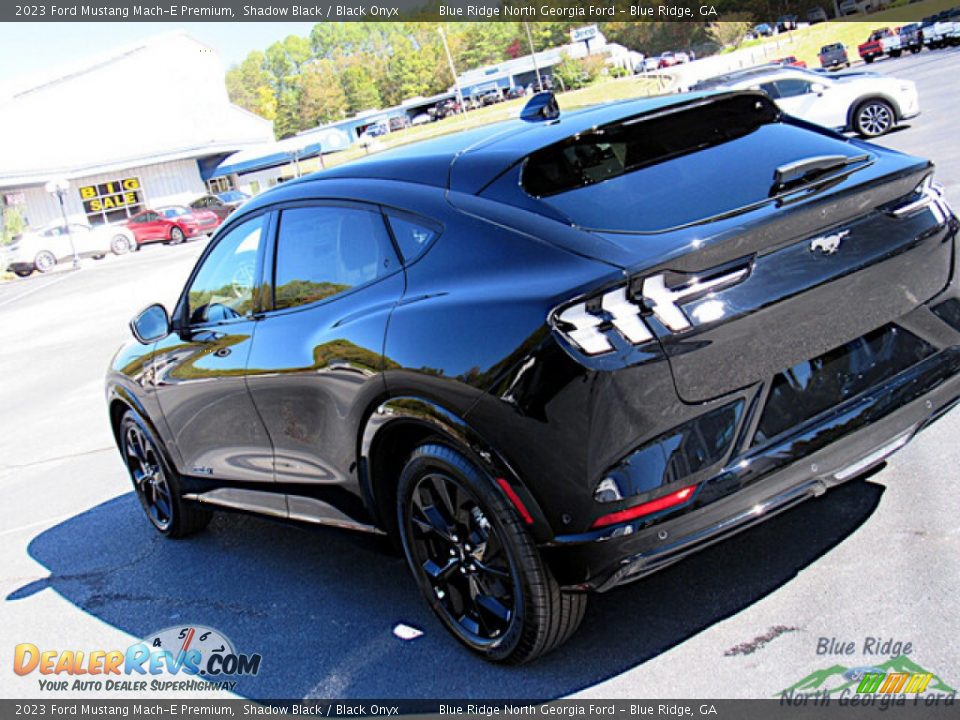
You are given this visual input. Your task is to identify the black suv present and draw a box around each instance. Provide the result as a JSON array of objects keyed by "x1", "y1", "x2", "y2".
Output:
[{"x1": 107, "y1": 91, "x2": 960, "y2": 663}]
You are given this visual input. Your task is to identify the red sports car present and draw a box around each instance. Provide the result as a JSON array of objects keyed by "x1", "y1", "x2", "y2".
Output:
[{"x1": 125, "y1": 206, "x2": 219, "y2": 247}]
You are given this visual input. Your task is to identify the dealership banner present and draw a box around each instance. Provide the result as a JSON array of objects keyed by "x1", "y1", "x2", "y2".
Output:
[
  {"x1": 1, "y1": 0, "x2": 951, "y2": 23},
  {"x1": 1, "y1": 699, "x2": 958, "y2": 718}
]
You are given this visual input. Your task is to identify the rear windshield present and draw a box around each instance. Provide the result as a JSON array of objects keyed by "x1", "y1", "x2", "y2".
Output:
[
  {"x1": 821, "y1": 44, "x2": 842, "y2": 52},
  {"x1": 519, "y1": 93, "x2": 864, "y2": 233}
]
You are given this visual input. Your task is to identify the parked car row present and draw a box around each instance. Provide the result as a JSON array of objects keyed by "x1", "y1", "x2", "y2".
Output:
[
  {"x1": 633, "y1": 51, "x2": 692, "y2": 73},
  {"x1": 856, "y1": 13, "x2": 960, "y2": 66},
  {"x1": 921, "y1": 9, "x2": 960, "y2": 49},
  {"x1": 4, "y1": 190, "x2": 249, "y2": 277}
]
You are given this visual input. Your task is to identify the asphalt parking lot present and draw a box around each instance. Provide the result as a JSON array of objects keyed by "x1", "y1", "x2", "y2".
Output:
[{"x1": 1, "y1": 48, "x2": 959, "y2": 701}]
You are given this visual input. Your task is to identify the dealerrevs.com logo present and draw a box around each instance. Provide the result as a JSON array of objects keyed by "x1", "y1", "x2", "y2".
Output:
[{"x1": 14, "y1": 625, "x2": 261, "y2": 693}]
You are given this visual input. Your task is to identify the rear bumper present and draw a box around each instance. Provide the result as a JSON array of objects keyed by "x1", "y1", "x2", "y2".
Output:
[{"x1": 542, "y1": 345, "x2": 960, "y2": 592}]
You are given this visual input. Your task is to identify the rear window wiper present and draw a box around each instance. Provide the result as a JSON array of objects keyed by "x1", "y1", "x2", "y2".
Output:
[{"x1": 770, "y1": 153, "x2": 870, "y2": 196}]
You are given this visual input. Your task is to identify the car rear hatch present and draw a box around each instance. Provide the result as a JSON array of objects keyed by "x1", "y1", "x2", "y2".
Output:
[{"x1": 483, "y1": 92, "x2": 954, "y2": 403}]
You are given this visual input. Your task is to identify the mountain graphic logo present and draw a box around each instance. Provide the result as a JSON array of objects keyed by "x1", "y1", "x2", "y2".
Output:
[{"x1": 779, "y1": 655, "x2": 956, "y2": 696}]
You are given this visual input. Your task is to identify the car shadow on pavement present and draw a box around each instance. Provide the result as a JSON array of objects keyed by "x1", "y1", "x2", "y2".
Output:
[{"x1": 10, "y1": 477, "x2": 884, "y2": 699}]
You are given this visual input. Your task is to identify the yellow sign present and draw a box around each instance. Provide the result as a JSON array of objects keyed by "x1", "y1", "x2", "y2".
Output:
[
  {"x1": 78, "y1": 177, "x2": 140, "y2": 199},
  {"x1": 79, "y1": 177, "x2": 143, "y2": 218}
]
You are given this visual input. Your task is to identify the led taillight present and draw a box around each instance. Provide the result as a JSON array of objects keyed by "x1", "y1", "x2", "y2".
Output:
[{"x1": 591, "y1": 484, "x2": 698, "y2": 529}]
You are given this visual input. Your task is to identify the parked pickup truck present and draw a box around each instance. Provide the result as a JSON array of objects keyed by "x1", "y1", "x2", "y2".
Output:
[
  {"x1": 818, "y1": 42, "x2": 850, "y2": 70},
  {"x1": 858, "y1": 28, "x2": 902, "y2": 63},
  {"x1": 922, "y1": 15, "x2": 960, "y2": 49},
  {"x1": 898, "y1": 23, "x2": 924, "y2": 54}
]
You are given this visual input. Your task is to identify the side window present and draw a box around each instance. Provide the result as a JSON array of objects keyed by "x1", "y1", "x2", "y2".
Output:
[
  {"x1": 387, "y1": 215, "x2": 439, "y2": 263},
  {"x1": 273, "y1": 206, "x2": 396, "y2": 311},
  {"x1": 775, "y1": 79, "x2": 811, "y2": 98},
  {"x1": 757, "y1": 82, "x2": 780, "y2": 99},
  {"x1": 186, "y1": 217, "x2": 263, "y2": 325}
]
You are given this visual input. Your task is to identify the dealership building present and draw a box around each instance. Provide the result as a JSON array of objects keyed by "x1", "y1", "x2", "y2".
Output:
[{"x1": 0, "y1": 32, "x2": 273, "y2": 231}]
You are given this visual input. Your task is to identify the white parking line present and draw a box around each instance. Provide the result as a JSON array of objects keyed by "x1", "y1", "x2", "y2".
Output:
[
  {"x1": 0, "y1": 271, "x2": 74, "y2": 309},
  {"x1": 0, "y1": 512, "x2": 76, "y2": 538}
]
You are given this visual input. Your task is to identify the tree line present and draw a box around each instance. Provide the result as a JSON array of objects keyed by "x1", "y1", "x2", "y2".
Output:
[{"x1": 225, "y1": 22, "x2": 713, "y2": 139}]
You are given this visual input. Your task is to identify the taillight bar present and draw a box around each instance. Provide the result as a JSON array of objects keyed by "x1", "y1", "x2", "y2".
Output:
[
  {"x1": 890, "y1": 175, "x2": 952, "y2": 224},
  {"x1": 591, "y1": 484, "x2": 698, "y2": 529}
]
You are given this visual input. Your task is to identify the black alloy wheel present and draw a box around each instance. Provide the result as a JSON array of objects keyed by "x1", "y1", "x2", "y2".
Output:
[
  {"x1": 123, "y1": 419, "x2": 173, "y2": 531},
  {"x1": 398, "y1": 443, "x2": 586, "y2": 664},
  {"x1": 407, "y1": 471, "x2": 517, "y2": 643},
  {"x1": 119, "y1": 410, "x2": 211, "y2": 537}
]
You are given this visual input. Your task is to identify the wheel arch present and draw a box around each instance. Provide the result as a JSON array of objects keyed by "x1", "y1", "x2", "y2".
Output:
[
  {"x1": 847, "y1": 93, "x2": 902, "y2": 131},
  {"x1": 359, "y1": 396, "x2": 554, "y2": 544},
  {"x1": 106, "y1": 385, "x2": 171, "y2": 461}
]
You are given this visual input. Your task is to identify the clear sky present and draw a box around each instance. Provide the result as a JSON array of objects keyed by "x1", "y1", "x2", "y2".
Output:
[{"x1": 0, "y1": 22, "x2": 317, "y2": 81}]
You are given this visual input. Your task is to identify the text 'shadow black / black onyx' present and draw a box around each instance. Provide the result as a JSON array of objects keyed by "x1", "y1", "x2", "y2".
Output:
[{"x1": 107, "y1": 91, "x2": 960, "y2": 663}]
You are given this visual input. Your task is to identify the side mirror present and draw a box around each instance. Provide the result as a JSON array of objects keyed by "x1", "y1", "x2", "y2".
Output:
[
  {"x1": 130, "y1": 303, "x2": 170, "y2": 344},
  {"x1": 811, "y1": 82, "x2": 827, "y2": 95}
]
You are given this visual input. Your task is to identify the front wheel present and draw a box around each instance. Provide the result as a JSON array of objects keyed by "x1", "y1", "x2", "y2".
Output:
[
  {"x1": 110, "y1": 234, "x2": 132, "y2": 255},
  {"x1": 13, "y1": 268, "x2": 33, "y2": 278},
  {"x1": 169, "y1": 226, "x2": 186, "y2": 244},
  {"x1": 34, "y1": 250, "x2": 56, "y2": 274},
  {"x1": 397, "y1": 443, "x2": 586, "y2": 664},
  {"x1": 855, "y1": 99, "x2": 895, "y2": 137},
  {"x1": 119, "y1": 410, "x2": 212, "y2": 538}
]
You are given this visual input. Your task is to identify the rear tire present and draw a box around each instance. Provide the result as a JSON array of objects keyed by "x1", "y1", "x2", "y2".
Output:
[
  {"x1": 397, "y1": 443, "x2": 586, "y2": 664},
  {"x1": 13, "y1": 268, "x2": 33, "y2": 278},
  {"x1": 119, "y1": 410, "x2": 212, "y2": 538}
]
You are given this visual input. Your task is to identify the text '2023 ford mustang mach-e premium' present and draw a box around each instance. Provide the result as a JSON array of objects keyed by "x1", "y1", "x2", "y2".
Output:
[{"x1": 107, "y1": 91, "x2": 959, "y2": 663}]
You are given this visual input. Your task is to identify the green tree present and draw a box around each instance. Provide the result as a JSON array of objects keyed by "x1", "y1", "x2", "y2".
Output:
[
  {"x1": 380, "y1": 35, "x2": 435, "y2": 106},
  {"x1": 274, "y1": 88, "x2": 303, "y2": 139},
  {"x1": 552, "y1": 53, "x2": 602, "y2": 91},
  {"x1": 706, "y1": 20, "x2": 753, "y2": 49},
  {"x1": 299, "y1": 60, "x2": 348, "y2": 127},
  {"x1": 339, "y1": 62, "x2": 382, "y2": 114},
  {"x1": 1, "y1": 205, "x2": 25, "y2": 246},
  {"x1": 225, "y1": 50, "x2": 276, "y2": 119}
]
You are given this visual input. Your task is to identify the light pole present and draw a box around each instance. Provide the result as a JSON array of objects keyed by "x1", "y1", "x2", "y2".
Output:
[
  {"x1": 437, "y1": 26, "x2": 465, "y2": 114},
  {"x1": 524, "y1": 22, "x2": 543, "y2": 92},
  {"x1": 45, "y1": 178, "x2": 78, "y2": 270}
]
